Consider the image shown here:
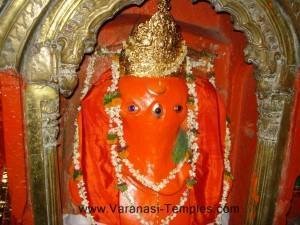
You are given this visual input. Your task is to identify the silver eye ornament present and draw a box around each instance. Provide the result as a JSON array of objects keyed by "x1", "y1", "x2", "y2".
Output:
[
  {"x1": 128, "y1": 104, "x2": 139, "y2": 113},
  {"x1": 174, "y1": 104, "x2": 183, "y2": 113},
  {"x1": 152, "y1": 103, "x2": 163, "y2": 118}
]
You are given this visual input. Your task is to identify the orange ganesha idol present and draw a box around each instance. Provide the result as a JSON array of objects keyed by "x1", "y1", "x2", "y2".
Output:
[{"x1": 67, "y1": 0, "x2": 231, "y2": 225}]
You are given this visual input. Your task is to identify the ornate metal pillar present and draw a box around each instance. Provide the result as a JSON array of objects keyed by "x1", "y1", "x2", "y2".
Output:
[
  {"x1": 24, "y1": 84, "x2": 61, "y2": 225},
  {"x1": 245, "y1": 90, "x2": 293, "y2": 225},
  {"x1": 20, "y1": 1, "x2": 144, "y2": 224},
  {"x1": 205, "y1": 1, "x2": 298, "y2": 224}
]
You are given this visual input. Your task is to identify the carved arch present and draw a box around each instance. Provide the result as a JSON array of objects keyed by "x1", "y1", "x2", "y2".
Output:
[
  {"x1": 22, "y1": 0, "x2": 144, "y2": 96},
  {"x1": 204, "y1": 2, "x2": 298, "y2": 224},
  {"x1": 0, "y1": 0, "x2": 51, "y2": 68},
  {"x1": 0, "y1": 0, "x2": 299, "y2": 225}
]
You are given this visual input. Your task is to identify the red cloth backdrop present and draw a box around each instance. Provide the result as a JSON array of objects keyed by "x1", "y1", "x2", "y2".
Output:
[{"x1": 0, "y1": 71, "x2": 33, "y2": 225}]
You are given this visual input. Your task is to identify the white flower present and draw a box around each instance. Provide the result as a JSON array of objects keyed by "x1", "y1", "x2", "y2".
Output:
[{"x1": 81, "y1": 55, "x2": 97, "y2": 99}]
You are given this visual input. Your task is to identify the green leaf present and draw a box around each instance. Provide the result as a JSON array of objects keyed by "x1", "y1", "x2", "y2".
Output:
[
  {"x1": 73, "y1": 170, "x2": 82, "y2": 180},
  {"x1": 186, "y1": 73, "x2": 195, "y2": 81},
  {"x1": 107, "y1": 133, "x2": 118, "y2": 140},
  {"x1": 116, "y1": 183, "x2": 128, "y2": 192},
  {"x1": 172, "y1": 129, "x2": 189, "y2": 164},
  {"x1": 103, "y1": 91, "x2": 120, "y2": 105},
  {"x1": 186, "y1": 178, "x2": 197, "y2": 187},
  {"x1": 187, "y1": 96, "x2": 195, "y2": 104},
  {"x1": 225, "y1": 171, "x2": 234, "y2": 180}
]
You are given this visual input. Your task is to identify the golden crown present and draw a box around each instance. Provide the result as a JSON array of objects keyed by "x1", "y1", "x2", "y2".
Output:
[{"x1": 120, "y1": 0, "x2": 187, "y2": 77}]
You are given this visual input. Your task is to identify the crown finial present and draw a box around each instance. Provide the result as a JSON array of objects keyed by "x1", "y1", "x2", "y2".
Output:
[
  {"x1": 120, "y1": 0, "x2": 187, "y2": 77},
  {"x1": 157, "y1": 0, "x2": 170, "y2": 12}
]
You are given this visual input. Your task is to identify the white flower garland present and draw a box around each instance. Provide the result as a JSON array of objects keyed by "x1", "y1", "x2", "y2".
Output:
[
  {"x1": 102, "y1": 56, "x2": 200, "y2": 225},
  {"x1": 215, "y1": 121, "x2": 232, "y2": 225},
  {"x1": 81, "y1": 54, "x2": 97, "y2": 100},
  {"x1": 72, "y1": 54, "x2": 99, "y2": 225},
  {"x1": 121, "y1": 158, "x2": 185, "y2": 192},
  {"x1": 73, "y1": 118, "x2": 95, "y2": 224},
  {"x1": 72, "y1": 53, "x2": 232, "y2": 225}
]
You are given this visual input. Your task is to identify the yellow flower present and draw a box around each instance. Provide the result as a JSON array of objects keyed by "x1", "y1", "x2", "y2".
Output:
[{"x1": 118, "y1": 150, "x2": 129, "y2": 159}]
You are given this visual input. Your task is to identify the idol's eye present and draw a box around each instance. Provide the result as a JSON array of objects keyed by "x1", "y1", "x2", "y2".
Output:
[
  {"x1": 128, "y1": 104, "x2": 139, "y2": 113},
  {"x1": 152, "y1": 103, "x2": 163, "y2": 118},
  {"x1": 174, "y1": 104, "x2": 183, "y2": 113}
]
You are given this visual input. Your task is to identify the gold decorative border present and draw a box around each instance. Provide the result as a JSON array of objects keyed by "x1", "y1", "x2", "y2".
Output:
[
  {"x1": 205, "y1": 1, "x2": 298, "y2": 224},
  {"x1": 0, "y1": 0, "x2": 51, "y2": 68},
  {"x1": 24, "y1": 84, "x2": 61, "y2": 225}
]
